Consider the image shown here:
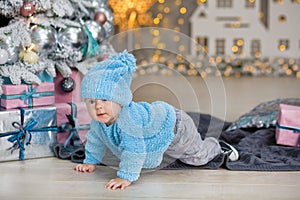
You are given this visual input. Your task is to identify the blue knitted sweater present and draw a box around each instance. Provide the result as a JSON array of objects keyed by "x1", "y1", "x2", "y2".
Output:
[{"x1": 83, "y1": 101, "x2": 176, "y2": 182}]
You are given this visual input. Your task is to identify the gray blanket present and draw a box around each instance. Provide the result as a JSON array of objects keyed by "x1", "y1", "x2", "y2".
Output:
[{"x1": 163, "y1": 112, "x2": 300, "y2": 171}]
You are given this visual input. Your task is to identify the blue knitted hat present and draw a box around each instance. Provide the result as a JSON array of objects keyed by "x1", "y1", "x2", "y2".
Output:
[{"x1": 80, "y1": 50, "x2": 136, "y2": 106}]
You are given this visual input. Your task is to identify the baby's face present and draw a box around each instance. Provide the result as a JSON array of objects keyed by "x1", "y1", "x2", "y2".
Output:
[{"x1": 85, "y1": 98, "x2": 121, "y2": 125}]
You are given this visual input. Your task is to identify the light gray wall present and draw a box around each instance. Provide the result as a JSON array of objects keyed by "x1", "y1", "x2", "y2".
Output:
[{"x1": 132, "y1": 75, "x2": 300, "y2": 122}]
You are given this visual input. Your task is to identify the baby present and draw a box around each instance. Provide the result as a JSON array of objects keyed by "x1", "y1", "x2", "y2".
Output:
[{"x1": 74, "y1": 51, "x2": 238, "y2": 190}]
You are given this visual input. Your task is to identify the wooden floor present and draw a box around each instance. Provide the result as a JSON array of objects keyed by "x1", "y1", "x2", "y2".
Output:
[{"x1": 0, "y1": 157, "x2": 299, "y2": 200}]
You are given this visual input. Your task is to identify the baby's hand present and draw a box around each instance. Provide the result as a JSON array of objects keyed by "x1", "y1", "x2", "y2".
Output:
[
  {"x1": 105, "y1": 178, "x2": 132, "y2": 190},
  {"x1": 74, "y1": 164, "x2": 96, "y2": 173}
]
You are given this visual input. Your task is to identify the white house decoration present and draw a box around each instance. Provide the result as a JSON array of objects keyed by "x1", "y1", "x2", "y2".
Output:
[{"x1": 189, "y1": 0, "x2": 300, "y2": 58}]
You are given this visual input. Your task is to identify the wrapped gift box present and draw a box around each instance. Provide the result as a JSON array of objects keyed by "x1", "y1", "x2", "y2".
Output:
[
  {"x1": 54, "y1": 69, "x2": 83, "y2": 103},
  {"x1": 55, "y1": 102, "x2": 91, "y2": 147},
  {"x1": 0, "y1": 106, "x2": 58, "y2": 162},
  {"x1": 276, "y1": 104, "x2": 300, "y2": 147},
  {"x1": 1, "y1": 82, "x2": 55, "y2": 109}
]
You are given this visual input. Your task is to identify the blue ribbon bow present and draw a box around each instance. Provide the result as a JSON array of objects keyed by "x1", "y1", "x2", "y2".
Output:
[
  {"x1": 59, "y1": 103, "x2": 90, "y2": 150},
  {"x1": 7, "y1": 121, "x2": 35, "y2": 160},
  {"x1": 20, "y1": 86, "x2": 38, "y2": 105}
]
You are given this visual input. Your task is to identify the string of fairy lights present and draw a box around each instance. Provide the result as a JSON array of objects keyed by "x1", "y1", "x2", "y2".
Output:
[{"x1": 109, "y1": 0, "x2": 300, "y2": 78}]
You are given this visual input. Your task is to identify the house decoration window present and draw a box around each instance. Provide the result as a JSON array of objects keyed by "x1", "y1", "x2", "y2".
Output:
[
  {"x1": 199, "y1": 11, "x2": 207, "y2": 18},
  {"x1": 196, "y1": 36, "x2": 208, "y2": 55},
  {"x1": 279, "y1": 39, "x2": 289, "y2": 51},
  {"x1": 216, "y1": 39, "x2": 225, "y2": 55},
  {"x1": 216, "y1": 16, "x2": 240, "y2": 21},
  {"x1": 279, "y1": 15, "x2": 286, "y2": 23},
  {"x1": 232, "y1": 38, "x2": 244, "y2": 55},
  {"x1": 251, "y1": 39, "x2": 261, "y2": 57},
  {"x1": 224, "y1": 22, "x2": 249, "y2": 28},
  {"x1": 217, "y1": 0, "x2": 233, "y2": 8},
  {"x1": 245, "y1": 0, "x2": 256, "y2": 8}
]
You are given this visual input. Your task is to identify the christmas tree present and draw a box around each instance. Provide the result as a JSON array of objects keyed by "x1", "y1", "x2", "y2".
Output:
[{"x1": 0, "y1": 0, "x2": 115, "y2": 93}]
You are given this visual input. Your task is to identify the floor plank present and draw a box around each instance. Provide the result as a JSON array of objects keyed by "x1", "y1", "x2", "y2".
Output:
[{"x1": 0, "y1": 157, "x2": 299, "y2": 200}]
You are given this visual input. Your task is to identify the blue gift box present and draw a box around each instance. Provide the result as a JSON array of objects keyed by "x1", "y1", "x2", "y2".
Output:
[{"x1": 0, "y1": 106, "x2": 58, "y2": 162}]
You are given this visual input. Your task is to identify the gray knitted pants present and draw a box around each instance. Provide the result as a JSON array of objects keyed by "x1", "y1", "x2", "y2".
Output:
[{"x1": 165, "y1": 109, "x2": 221, "y2": 166}]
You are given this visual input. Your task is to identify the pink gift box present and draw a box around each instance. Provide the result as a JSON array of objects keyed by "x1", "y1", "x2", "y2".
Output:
[
  {"x1": 54, "y1": 69, "x2": 83, "y2": 103},
  {"x1": 276, "y1": 104, "x2": 300, "y2": 147},
  {"x1": 1, "y1": 83, "x2": 55, "y2": 109},
  {"x1": 55, "y1": 102, "x2": 91, "y2": 146}
]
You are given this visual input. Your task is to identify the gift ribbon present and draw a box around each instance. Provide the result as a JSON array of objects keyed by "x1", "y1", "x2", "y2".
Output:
[
  {"x1": 0, "y1": 107, "x2": 59, "y2": 160},
  {"x1": 59, "y1": 102, "x2": 90, "y2": 150},
  {"x1": 276, "y1": 122, "x2": 300, "y2": 133},
  {"x1": 276, "y1": 122, "x2": 300, "y2": 146},
  {"x1": 1, "y1": 85, "x2": 54, "y2": 107}
]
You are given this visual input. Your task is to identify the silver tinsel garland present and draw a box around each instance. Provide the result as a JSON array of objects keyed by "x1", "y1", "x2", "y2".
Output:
[{"x1": 0, "y1": 0, "x2": 114, "y2": 92}]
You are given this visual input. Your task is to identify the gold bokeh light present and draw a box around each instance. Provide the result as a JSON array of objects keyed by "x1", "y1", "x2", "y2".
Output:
[{"x1": 109, "y1": 0, "x2": 156, "y2": 31}]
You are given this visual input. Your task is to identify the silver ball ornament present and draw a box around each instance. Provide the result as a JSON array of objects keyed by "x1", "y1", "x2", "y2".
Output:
[
  {"x1": 58, "y1": 27, "x2": 87, "y2": 50},
  {"x1": 0, "y1": 38, "x2": 19, "y2": 64},
  {"x1": 31, "y1": 25, "x2": 56, "y2": 52},
  {"x1": 0, "y1": 49, "x2": 9, "y2": 64},
  {"x1": 102, "y1": 20, "x2": 114, "y2": 38},
  {"x1": 85, "y1": 20, "x2": 107, "y2": 43}
]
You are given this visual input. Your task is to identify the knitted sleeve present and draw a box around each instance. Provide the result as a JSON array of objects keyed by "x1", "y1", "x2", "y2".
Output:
[
  {"x1": 83, "y1": 123, "x2": 107, "y2": 164},
  {"x1": 117, "y1": 133, "x2": 147, "y2": 182}
]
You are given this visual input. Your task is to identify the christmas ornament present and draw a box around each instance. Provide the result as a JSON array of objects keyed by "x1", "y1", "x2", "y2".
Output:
[
  {"x1": 23, "y1": 51, "x2": 38, "y2": 64},
  {"x1": 85, "y1": 20, "x2": 106, "y2": 43},
  {"x1": 60, "y1": 77, "x2": 76, "y2": 92},
  {"x1": 95, "y1": 6, "x2": 114, "y2": 26},
  {"x1": 0, "y1": 37, "x2": 19, "y2": 64},
  {"x1": 19, "y1": 44, "x2": 39, "y2": 64},
  {"x1": 102, "y1": 20, "x2": 114, "y2": 38},
  {"x1": 18, "y1": 50, "x2": 25, "y2": 60},
  {"x1": 0, "y1": 48, "x2": 9, "y2": 64},
  {"x1": 93, "y1": 6, "x2": 114, "y2": 38},
  {"x1": 20, "y1": 1, "x2": 36, "y2": 17},
  {"x1": 94, "y1": 12, "x2": 107, "y2": 25},
  {"x1": 31, "y1": 25, "x2": 56, "y2": 52},
  {"x1": 58, "y1": 27, "x2": 87, "y2": 50}
]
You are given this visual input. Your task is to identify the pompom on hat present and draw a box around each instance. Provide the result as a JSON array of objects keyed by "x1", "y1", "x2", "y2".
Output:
[{"x1": 80, "y1": 50, "x2": 136, "y2": 106}]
